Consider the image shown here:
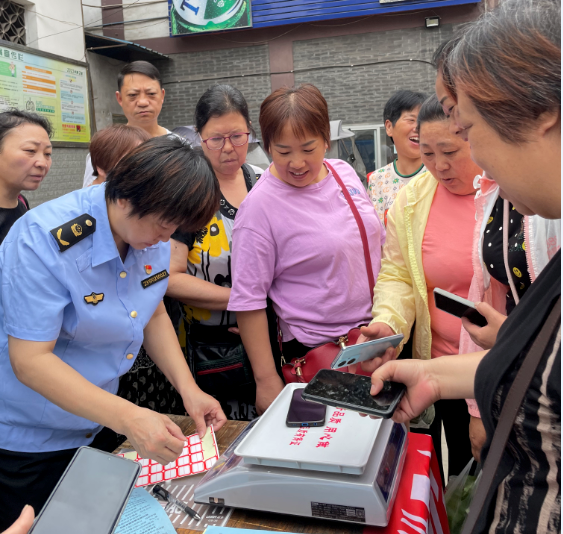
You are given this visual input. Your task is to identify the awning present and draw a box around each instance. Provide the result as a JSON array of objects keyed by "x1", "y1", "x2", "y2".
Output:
[{"x1": 85, "y1": 32, "x2": 169, "y2": 62}]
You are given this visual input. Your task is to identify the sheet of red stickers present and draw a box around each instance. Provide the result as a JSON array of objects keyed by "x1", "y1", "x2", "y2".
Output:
[{"x1": 118, "y1": 426, "x2": 220, "y2": 488}]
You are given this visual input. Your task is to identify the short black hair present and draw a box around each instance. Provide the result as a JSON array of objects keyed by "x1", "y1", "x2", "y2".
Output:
[
  {"x1": 0, "y1": 109, "x2": 53, "y2": 151},
  {"x1": 194, "y1": 84, "x2": 254, "y2": 135},
  {"x1": 105, "y1": 135, "x2": 220, "y2": 231},
  {"x1": 417, "y1": 94, "x2": 447, "y2": 131},
  {"x1": 117, "y1": 61, "x2": 162, "y2": 91},
  {"x1": 383, "y1": 90, "x2": 429, "y2": 126}
]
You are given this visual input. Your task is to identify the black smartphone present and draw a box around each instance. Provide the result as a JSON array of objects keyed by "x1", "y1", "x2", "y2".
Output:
[
  {"x1": 29, "y1": 447, "x2": 140, "y2": 534},
  {"x1": 302, "y1": 369, "x2": 406, "y2": 418},
  {"x1": 434, "y1": 288, "x2": 488, "y2": 327},
  {"x1": 286, "y1": 388, "x2": 327, "y2": 427}
]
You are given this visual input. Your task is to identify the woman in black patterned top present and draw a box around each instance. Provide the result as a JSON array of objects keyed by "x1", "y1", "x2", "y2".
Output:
[
  {"x1": 166, "y1": 85, "x2": 266, "y2": 421},
  {"x1": 368, "y1": 1, "x2": 561, "y2": 532}
]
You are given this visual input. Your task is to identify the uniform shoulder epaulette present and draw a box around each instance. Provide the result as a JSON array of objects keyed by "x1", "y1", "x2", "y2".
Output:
[{"x1": 50, "y1": 214, "x2": 96, "y2": 252}]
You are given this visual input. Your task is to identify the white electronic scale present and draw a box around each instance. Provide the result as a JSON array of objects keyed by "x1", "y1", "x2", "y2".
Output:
[{"x1": 194, "y1": 383, "x2": 408, "y2": 527}]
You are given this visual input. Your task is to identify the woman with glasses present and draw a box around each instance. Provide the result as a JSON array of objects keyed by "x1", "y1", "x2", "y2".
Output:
[{"x1": 166, "y1": 84, "x2": 264, "y2": 421}]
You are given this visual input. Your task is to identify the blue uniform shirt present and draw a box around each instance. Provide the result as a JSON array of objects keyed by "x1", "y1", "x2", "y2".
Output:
[{"x1": 0, "y1": 184, "x2": 171, "y2": 452}]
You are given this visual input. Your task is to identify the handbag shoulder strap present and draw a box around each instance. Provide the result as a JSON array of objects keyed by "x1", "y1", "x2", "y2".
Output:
[
  {"x1": 324, "y1": 160, "x2": 375, "y2": 301},
  {"x1": 462, "y1": 295, "x2": 561, "y2": 534}
]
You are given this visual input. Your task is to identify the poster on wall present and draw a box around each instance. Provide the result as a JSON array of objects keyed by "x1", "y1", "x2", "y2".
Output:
[
  {"x1": 169, "y1": 0, "x2": 252, "y2": 36},
  {"x1": 0, "y1": 44, "x2": 90, "y2": 143}
]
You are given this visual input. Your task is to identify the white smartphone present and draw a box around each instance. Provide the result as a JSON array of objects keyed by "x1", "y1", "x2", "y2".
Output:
[
  {"x1": 433, "y1": 288, "x2": 488, "y2": 327},
  {"x1": 330, "y1": 334, "x2": 404, "y2": 369},
  {"x1": 29, "y1": 447, "x2": 140, "y2": 534}
]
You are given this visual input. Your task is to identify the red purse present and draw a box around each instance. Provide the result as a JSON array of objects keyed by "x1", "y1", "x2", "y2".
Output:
[{"x1": 281, "y1": 161, "x2": 376, "y2": 383}]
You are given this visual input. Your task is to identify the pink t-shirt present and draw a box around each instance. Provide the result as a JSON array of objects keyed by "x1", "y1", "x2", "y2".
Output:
[
  {"x1": 229, "y1": 159, "x2": 385, "y2": 347},
  {"x1": 422, "y1": 184, "x2": 475, "y2": 358}
]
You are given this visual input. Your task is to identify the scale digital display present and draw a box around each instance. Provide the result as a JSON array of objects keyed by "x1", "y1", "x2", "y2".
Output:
[{"x1": 375, "y1": 423, "x2": 405, "y2": 502}]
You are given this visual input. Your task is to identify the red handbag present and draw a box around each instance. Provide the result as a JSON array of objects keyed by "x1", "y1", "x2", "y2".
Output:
[{"x1": 281, "y1": 161, "x2": 376, "y2": 383}]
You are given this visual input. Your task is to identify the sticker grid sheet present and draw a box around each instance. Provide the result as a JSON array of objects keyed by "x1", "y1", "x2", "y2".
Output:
[{"x1": 118, "y1": 427, "x2": 219, "y2": 488}]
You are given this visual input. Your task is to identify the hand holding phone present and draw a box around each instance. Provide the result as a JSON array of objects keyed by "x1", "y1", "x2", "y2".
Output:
[
  {"x1": 433, "y1": 288, "x2": 488, "y2": 327},
  {"x1": 331, "y1": 334, "x2": 404, "y2": 369},
  {"x1": 462, "y1": 301, "x2": 508, "y2": 350},
  {"x1": 302, "y1": 369, "x2": 406, "y2": 418}
]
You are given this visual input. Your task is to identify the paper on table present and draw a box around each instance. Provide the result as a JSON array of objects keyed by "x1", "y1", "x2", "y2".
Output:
[{"x1": 115, "y1": 488, "x2": 176, "y2": 534}]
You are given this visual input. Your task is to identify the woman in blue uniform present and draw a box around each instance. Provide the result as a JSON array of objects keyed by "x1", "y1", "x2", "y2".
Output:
[{"x1": 0, "y1": 135, "x2": 227, "y2": 528}]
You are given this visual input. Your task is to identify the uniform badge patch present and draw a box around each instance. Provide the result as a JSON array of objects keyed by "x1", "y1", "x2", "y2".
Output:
[
  {"x1": 145, "y1": 265, "x2": 152, "y2": 275},
  {"x1": 141, "y1": 269, "x2": 169, "y2": 289},
  {"x1": 50, "y1": 214, "x2": 96, "y2": 252},
  {"x1": 84, "y1": 292, "x2": 104, "y2": 305}
]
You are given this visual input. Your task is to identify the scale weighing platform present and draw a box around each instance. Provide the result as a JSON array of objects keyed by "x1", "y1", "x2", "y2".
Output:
[{"x1": 194, "y1": 383, "x2": 408, "y2": 527}]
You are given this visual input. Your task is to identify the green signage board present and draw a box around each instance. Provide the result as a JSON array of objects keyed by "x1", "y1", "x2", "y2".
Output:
[
  {"x1": 169, "y1": 0, "x2": 252, "y2": 36},
  {"x1": 0, "y1": 43, "x2": 90, "y2": 144}
]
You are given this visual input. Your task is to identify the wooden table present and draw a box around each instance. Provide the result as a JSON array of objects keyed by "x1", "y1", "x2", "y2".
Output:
[{"x1": 121, "y1": 416, "x2": 365, "y2": 533}]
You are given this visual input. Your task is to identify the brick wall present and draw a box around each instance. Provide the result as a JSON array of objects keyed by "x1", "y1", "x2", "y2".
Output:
[
  {"x1": 25, "y1": 147, "x2": 88, "y2": 208},
  {"x1": 153, "y1": 23, "x2": 461, "y2": 138},
  {"x1": 293, "y1": 24, "x2": 459, "y2": 125},
  {"x1": 154, "y1": 45, "x2": 271, "y2": 137}
]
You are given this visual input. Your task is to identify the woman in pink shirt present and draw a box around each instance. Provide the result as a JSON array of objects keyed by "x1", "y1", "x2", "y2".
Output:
[
  {"x1": 361, "y1": 94, "x2": 482, "y2": 481},
  {"x1": 228, "y1": 84, "x2": 384, "y2": 414}
]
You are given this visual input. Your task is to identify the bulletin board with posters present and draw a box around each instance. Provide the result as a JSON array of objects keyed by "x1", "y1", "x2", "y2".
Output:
[{"x1": 0, "y1": 39, "x2": 92, "y2": 145}]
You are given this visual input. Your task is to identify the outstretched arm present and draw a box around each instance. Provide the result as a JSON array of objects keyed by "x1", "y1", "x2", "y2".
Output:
[
  {"x1": 369, "y1": 350, "x2": 488, "y2": 424},
  {"x1": 9, "y1": 335, "x2": 186, "y2": 464}
]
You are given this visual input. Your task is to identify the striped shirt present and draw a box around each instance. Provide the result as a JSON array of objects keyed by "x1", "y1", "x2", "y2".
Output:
[{"x1": 475, "y1": 249, "x2": 561, "y2": 534}]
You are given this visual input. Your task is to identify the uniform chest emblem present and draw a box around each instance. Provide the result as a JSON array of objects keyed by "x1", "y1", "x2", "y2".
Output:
[
  {"x1": 84, "y1": 292, "x2": 104, "y2": 305},
  {"x1": 145, "y1": 265, "x2": 152, "y2": 275},
  {"x1": 141, "y1": 269, "x2": 169, "y2": 289}
]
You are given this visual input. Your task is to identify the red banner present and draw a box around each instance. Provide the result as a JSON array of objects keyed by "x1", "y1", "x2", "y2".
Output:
[{"x1": 364, "y1": 433, "x2": 449, "y2": 534}]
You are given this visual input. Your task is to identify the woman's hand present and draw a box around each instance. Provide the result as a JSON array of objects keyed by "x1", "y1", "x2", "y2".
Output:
[
  {"x1": 182, "y1": 390, "x2": 227, "y2": 438},
  {"x1": 355, "y1": 322, "x2": 397, "y2": 374},
  {"x1": 469, "y1": 415, "x2": 487, "y2": 462},
  {"x1": 462, "y1": 302, "x2": 507, "y2": 349},
  {"x1": 121, "y1": 407, "x2": 187, "y2": 465},
  {"x1": 255, "y1": 374, "x2": 285, "y2": 415},
  {"x1": 3, "y1": 505, "x2": 34, "y2": 534},
  {"x1": 358, "y1": 322, "x2": 395, "y2": 343},
  {"x1": 370, "y1": 359, "x2": 441, "y2": 424}
]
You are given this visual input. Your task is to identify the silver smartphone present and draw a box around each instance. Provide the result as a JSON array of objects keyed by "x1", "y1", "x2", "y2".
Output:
[
  {"x1": 29, "y1": 447, "x2": 140, "y2": 534},
  {"x1": 330, "y1": 334, "x2": 404, "y2": 369}
]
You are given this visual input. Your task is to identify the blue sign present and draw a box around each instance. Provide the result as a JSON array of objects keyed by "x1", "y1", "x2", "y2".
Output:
[{"x1": 251, "y1": 0, "x2": 480, "y2": 28}]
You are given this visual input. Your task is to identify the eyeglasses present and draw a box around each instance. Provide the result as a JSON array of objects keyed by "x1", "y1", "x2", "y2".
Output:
[{"x1": 201, "y1": 132, "x2": 250, "y2": 150}]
